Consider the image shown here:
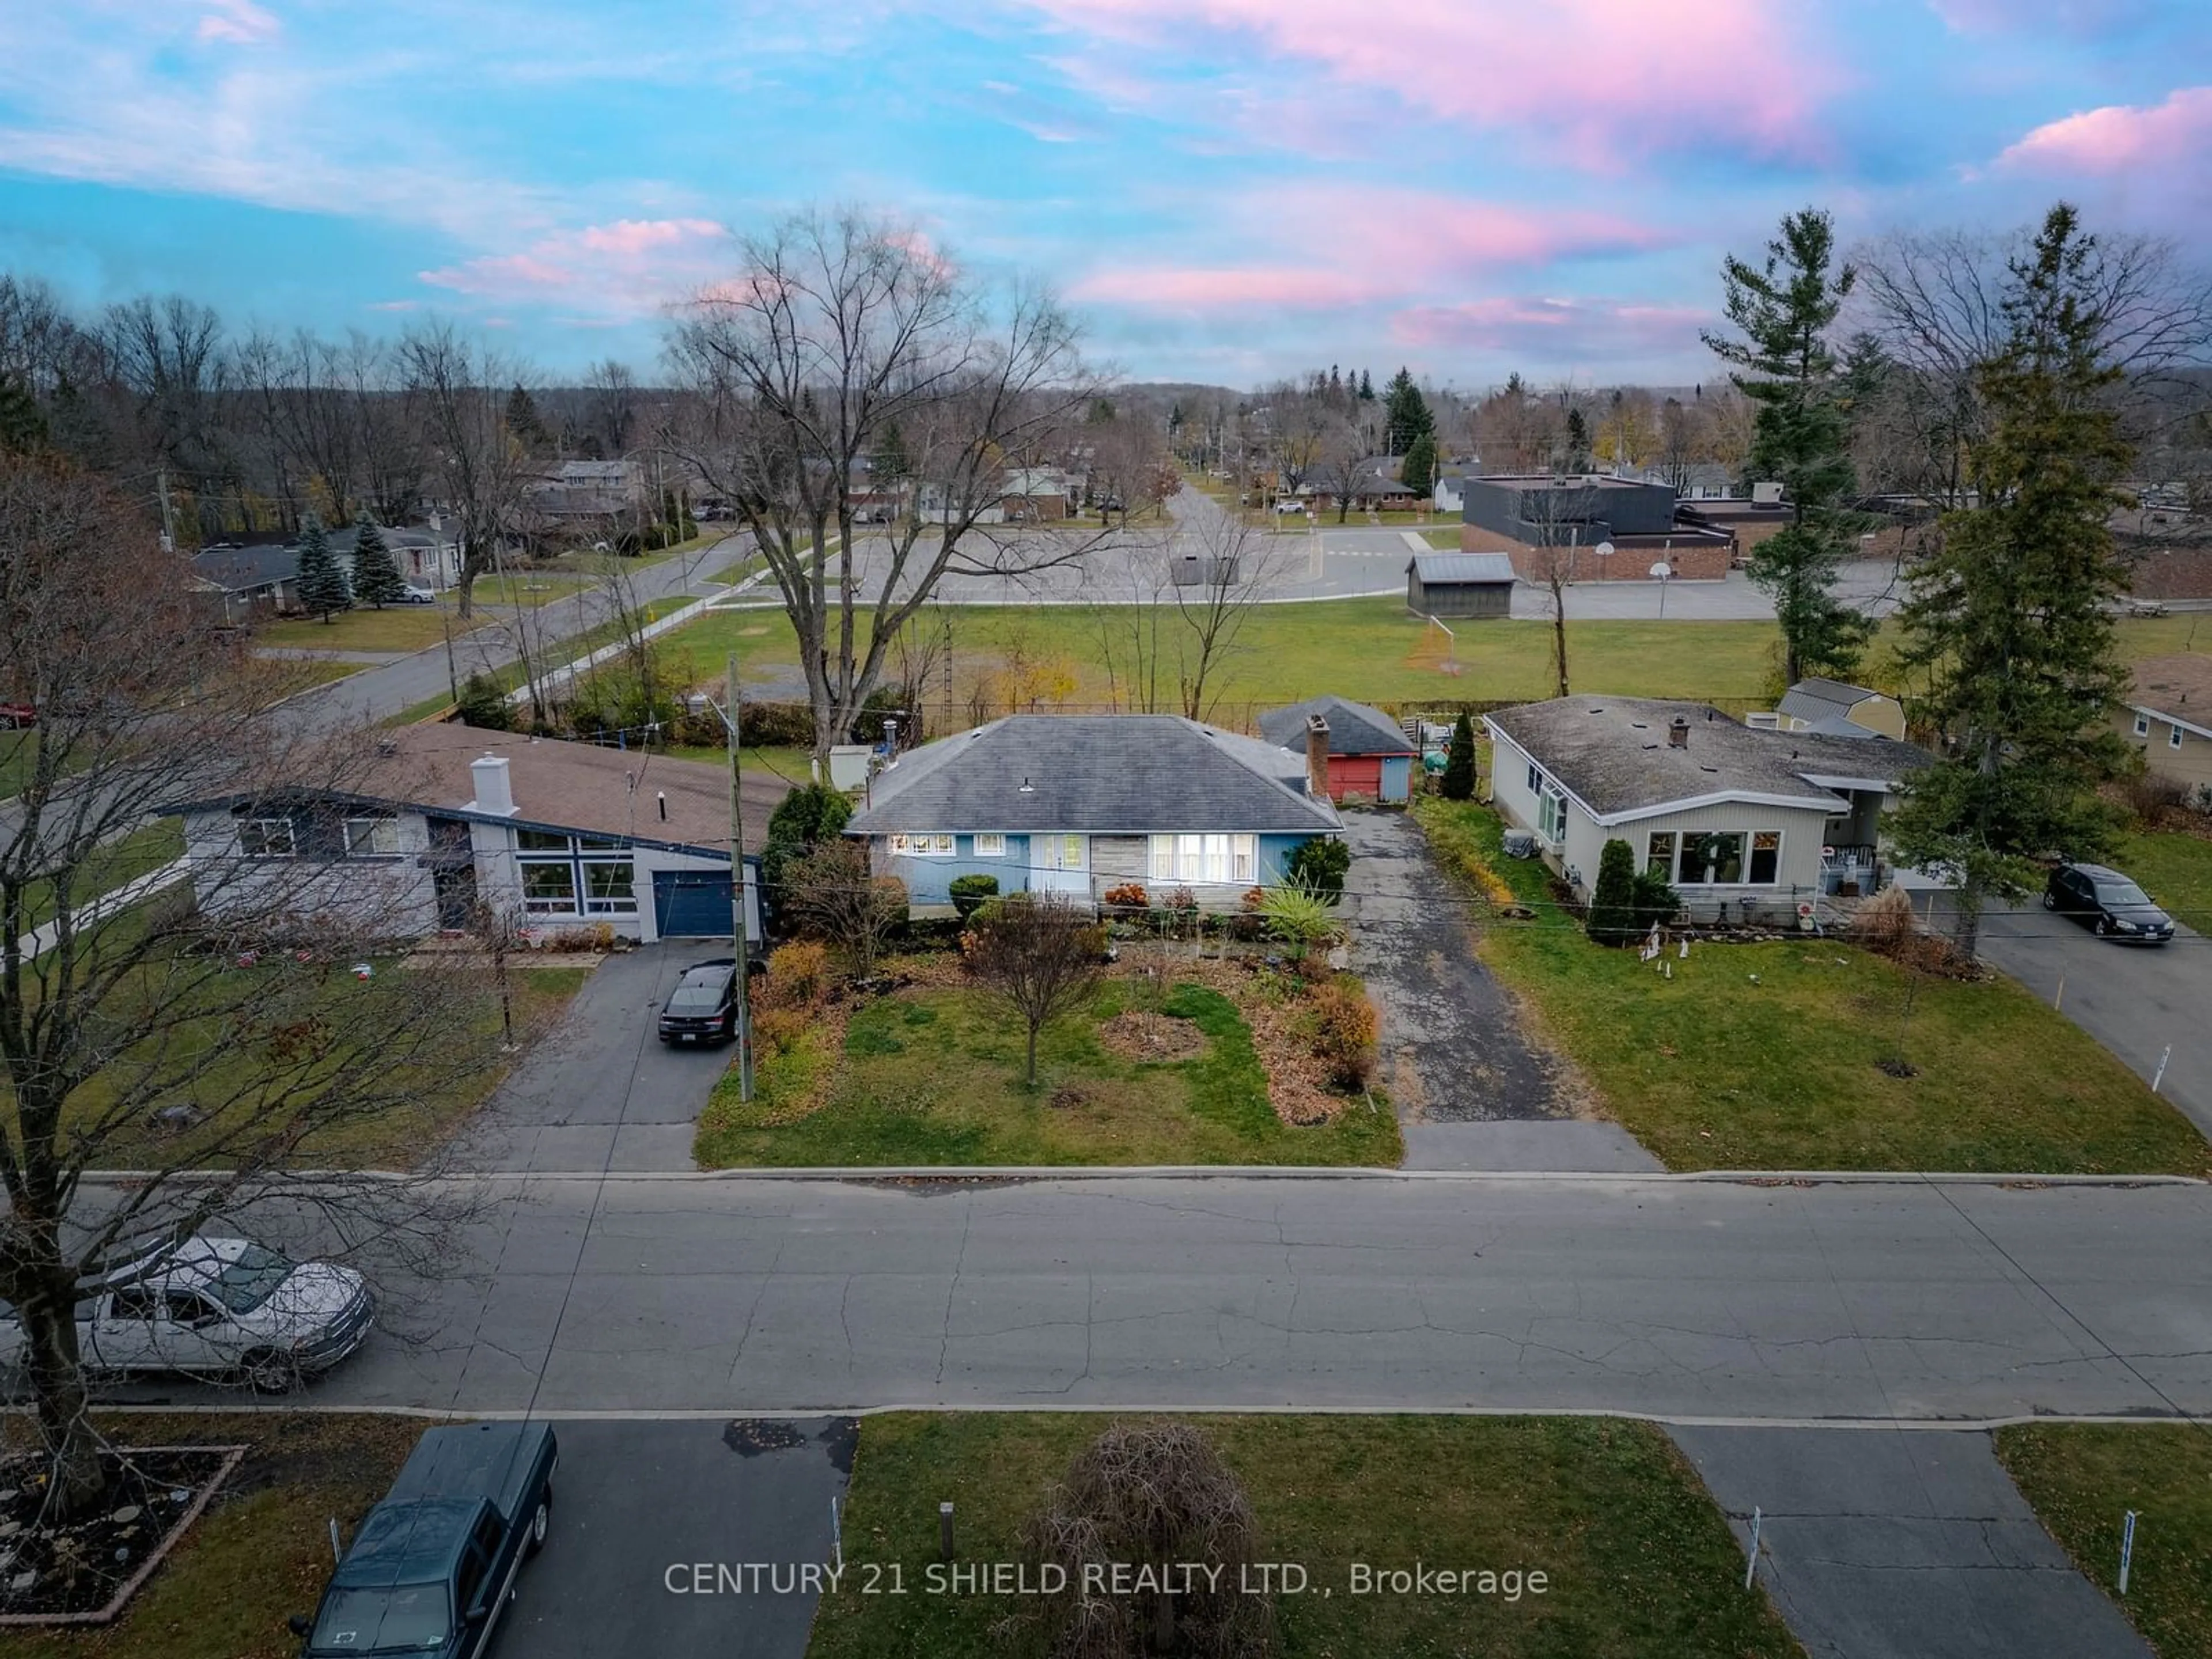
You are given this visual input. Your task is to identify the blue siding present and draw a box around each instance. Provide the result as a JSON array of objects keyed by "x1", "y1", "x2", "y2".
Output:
[
  {"x1": 1378, "y1": 756, "x2": 1413, "y2": 803},
  {"x1": 877, "y1": 833, "x2": 1031, "y2": 906},
  {"x1": 1259, "y1": 834, "x2": 1322, "y2": 885}
]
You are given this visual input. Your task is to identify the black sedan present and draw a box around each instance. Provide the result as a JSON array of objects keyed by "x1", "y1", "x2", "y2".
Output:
[
  {"x1": 2042, "y1": 862, "x2": 2176, "y2": 943},
  {"x1": 657, "y1": 958, "x2": 738, "y2": 1043}
]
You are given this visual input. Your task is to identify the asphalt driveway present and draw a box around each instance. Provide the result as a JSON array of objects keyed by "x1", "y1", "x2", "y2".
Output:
[
  {"x1": 1339, "y1": 812, "x2": 1657, "y2": 1171},
  {"x1": 1973, "y1": 899, "x2": 2212, "y2": 1145},
  {"x1": 501, "y1": 1418, "x2": 852, "y2": 1659},
  {"x1": 461, "y1": 942, "x2": 735, "y2": 1172}
]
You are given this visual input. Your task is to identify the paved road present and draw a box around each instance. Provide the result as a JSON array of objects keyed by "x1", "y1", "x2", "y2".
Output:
[
  {"x1": 1672, "y1": 1425, "x2": 2152, "y2": 1658},
  {"x1": 1339, "y1": 812, "x2": 1656, "y2": 1172},
  {"x1": 1975, "y1": 900, "x2": 2212, "y2": 1143},
  {"x1": 137, "y1": 1174, "x2": 2212, "y2": 1422},
  {"x1": 503, "y1": 1418, "x2": 849, "y2": 1659},
  {"x1": 457, "y1": 945, "x2": 733, "y2": 1173}
]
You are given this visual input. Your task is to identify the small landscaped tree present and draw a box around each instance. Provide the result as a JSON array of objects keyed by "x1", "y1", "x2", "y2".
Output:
[
  {"x1": 1586, "y1": 838, "x2": 1637, "y2": 944},
  {"x1": 761, "y1": 781, "x2": 855, "y2": 926},
  {"x1": 949, "y1": 872, "x2": 999, "y2": 920},
  {"x1": 1631, "y1": 867, "x2": 1681, "y2": 935},
  {"x1": 1440, "y1": 712, "x2": 1476, "y2": 800},
  {"x1": 295, "y1": 511, "x2": 351, "y2": 620},
  {"x1": 350, "y1": 512, "x2": 408, "y2": 608},
  {"x1": 966, "y1": 892, "x2": 1107, "y2": 1086},
  {"x1": 786, "y1": 839, "x2": 905, "y2": 979},
  {"x1": 456, "y1": 671, "x2": 512, "y2": 730}
]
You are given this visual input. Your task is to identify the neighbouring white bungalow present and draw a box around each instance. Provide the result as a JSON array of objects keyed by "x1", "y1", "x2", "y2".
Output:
[{"x1": 1486, "y1": 696, "x2": 1930, "y2": 922}]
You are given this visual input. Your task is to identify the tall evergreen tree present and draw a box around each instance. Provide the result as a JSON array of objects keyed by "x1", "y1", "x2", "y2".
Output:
[
  {"x1": 1563, "y1": 408, "x2": 1592, "y2": 472},
  {"x1": 1356, "y1": 369, "x2": 1374, "y2": 402},
  {"x1": 1703, "y1": 207, "x2": 1872, "y2": 683},
  {"x1": 1889, "y1": 203, "x2": 2136, "y2": 954},
  {"x1": 350, "y1": 512, "x2": 408, "y2": 608},
  {"x1": 295, "y1": 512, "x2": 351, "y2": 622},
  {"x1": 871, "y1": 418, "x2": 912, "y2": 483},
  {"x1": 1382, "y1": 368, "x2": 1434, "y2": 455},
  {"x1": 1440, "y1": 712, "x2": 1476, "y2": 801},
  {"x1": 1400, "y1": 432, "x2": 1438, "y2": 499},
  {"x1": 504, "y1": 385, "x2": 551, "y2": 452}
]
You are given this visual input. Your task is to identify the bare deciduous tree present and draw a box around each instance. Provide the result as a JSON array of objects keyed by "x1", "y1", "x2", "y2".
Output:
[
  {"x1": 665, "y1": 208, "x2": 1109, "y2": 764},
  {"x1": 0, "y1": 457, "x2": 509, "y2": 1520},
  {"x1": 965, "y1": 891, "x2": 1107, "y2": 1086},
  {"x1": 787, "y1": 839, "x2": 906, "y2": 979},
  {"x1": 399, "y1": 323, "x2": 538, "y2": 616}
]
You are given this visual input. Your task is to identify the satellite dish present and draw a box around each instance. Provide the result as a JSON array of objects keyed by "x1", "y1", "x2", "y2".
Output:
[
  {"x1": 1649, "y1": 560, "x2": 1673, "y2": 579},
  {"x1": 1594, "y1": 540, "x2": 1616, "y2": 558}
]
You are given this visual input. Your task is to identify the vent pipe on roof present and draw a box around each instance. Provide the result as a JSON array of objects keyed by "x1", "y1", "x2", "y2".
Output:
[
  {"x1": 1668, "y1": 718, "x2": 1690, "y2": 749},
  {"x1": 1305, "y1": 714, "x2": 1331, "y2": 800}
]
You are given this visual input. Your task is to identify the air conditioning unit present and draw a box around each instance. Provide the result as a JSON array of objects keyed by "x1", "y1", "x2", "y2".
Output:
[{"x1": 1501, "y1": 830, "x2": 1540, "y2": 859}]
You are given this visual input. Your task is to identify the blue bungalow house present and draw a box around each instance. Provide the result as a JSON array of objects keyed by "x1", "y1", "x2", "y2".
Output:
[{"x1": 846, "y1": 714, "x2": 1344, "y2": 914}]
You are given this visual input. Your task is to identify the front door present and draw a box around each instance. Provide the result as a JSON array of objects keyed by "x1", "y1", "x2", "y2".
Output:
[
  {"x1": 1029, "y1": 832, "x2": 1090, "y2": 899},
  {"x1": 433, "y1": 864, "x2": 478, "y2": 930}
]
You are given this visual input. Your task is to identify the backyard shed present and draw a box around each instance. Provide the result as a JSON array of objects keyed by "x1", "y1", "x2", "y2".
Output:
[{"x1": 1406, "y1": 552, "x2": 1515, "y2": 619}]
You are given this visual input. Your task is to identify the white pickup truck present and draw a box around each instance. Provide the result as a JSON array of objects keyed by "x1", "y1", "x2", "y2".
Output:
[{"x1": 0, "y1": 1233, "x2": 375, "y2": 1391}]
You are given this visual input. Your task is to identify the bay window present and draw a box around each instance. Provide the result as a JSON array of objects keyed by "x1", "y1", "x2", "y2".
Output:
[{"x1": 1537, "y1": 786, "x2": 1567, "y2": 844}]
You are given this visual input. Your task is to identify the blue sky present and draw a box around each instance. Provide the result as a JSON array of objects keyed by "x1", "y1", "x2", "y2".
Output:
[{"x1": 2, "y1": 0, "x2": 2207, "y2": 389}]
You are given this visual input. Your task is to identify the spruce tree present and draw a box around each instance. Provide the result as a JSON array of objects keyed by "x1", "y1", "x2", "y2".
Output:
[
  {"x1": 1586, "y1": 839, "x2": 1637, "y2": 945},
  {"x1": 872, "y1": 418, "x2": 912, "y2": 483},
  {"x1": 294, "y1": 512, "x2": 351, "y2": 622},
  {"x1": 1889, "y1": 203, "x2": 2135, "y2": 954},
  {"x1": 1401, "y1": 433, "x2": 1438, "y2": 499},
  {"x1": 350, "y1": 512, "x2": 408, "y2": 608},
  {"x1": 1356, "y1": 369, "x2": 1374, "y2": 402},
  {"x1": 1383, "y1": 368, "x2": 1435, "y2": 456},
  {"x1": 504, "y1": 385, "x2": 550, "y2": 452},
  {"x1": 1563, "y1": 408, "x2": 1592, "y2": 472},
  {"x1": 1440, "y1": 712, "x2": 1476, "y2": 801},
  {"x1": 1702, "y1": 206, "x2": 1872, "y2": 683}
]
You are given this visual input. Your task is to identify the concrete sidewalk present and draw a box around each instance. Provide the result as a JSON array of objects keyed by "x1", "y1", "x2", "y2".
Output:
[
  {"x1": 1670, "y1": 1425, "x2": 2150, "y2": 1658},
  {"x1": 10, "y1": 857, "x2": 190, "y2": 961}
]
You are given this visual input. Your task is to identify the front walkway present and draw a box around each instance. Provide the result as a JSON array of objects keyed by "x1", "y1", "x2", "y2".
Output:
[
  {"x1": 1672, "y1": 1426, "x2": 2152, "y2": 1659},
  {"x1": 1338, "y1": 812, "x2": 1657, "y2": 1171}
]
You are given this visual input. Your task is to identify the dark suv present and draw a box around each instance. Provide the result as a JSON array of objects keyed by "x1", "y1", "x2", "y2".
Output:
[
  {"x1": 658, "y1": 958, "x2": 738, "y2": 1043},
  {"x1": 2043, "y1": 862, "x2": 2176, "y2": 943}
]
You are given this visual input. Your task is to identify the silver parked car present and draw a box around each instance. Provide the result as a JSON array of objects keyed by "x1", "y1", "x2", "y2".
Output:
[{"x1": 0, "y1": 1233, "x2": 375, "y2": 1391}]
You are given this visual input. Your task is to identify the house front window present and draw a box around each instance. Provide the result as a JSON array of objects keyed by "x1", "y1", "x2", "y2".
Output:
[
  {"x1": 343, "y1": 816, "x2": 400, "y2": 857},
  {"x1": 519, "y1": 861, "x2": 578, "y2": 914},
  {"x1": 972, "y1": 833, "x2": 1007, "y2": 859},
  {"x1": 1147, "y1": 834, "x2": 1255, "y2": 883},
  {"x1": 2171, "y1": 724, "x2": 2186, "y2": 750},
  {"x1": 238, "y1": 819, "x2": 296, "y2": 858},
  {"x1": 2134, "y1": 713, "x2": 2150, "y2": 737},
  {"x1": 582, "y1": 860, "x2": 637, "y2": 915},
  {"x1": 1749, "y1": 830, "x2": 1782, "y2": 884},
  {"x1": 889, "y1": 832, "x2": 955, "y2": 857},
  {"x1": 514, "y1": 830, "x2": 637, "y2": 916},
  {"x1": 1525, "y1": 760, "x2": 1541, "y2": 794},
  {"x1": 1645, "y1": 831, "x2": 1676, "y2": 877}
]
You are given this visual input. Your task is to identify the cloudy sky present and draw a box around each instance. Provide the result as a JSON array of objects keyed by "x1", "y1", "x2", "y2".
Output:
[{"x1": 1, "y1": 1, "x2": 2206, "y2": 389}]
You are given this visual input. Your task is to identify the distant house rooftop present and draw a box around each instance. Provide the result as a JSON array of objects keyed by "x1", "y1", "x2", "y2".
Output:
[
  {"x1": 1407, "y1": 552, "x2": 1516, "y2": 585},
  {"x1": 1777, "y1": 678, "x2": 1888, "y2": 724},
  {"x1": 2126, "y1": 654, "x2": 2212, "y2": 735},
  {"x1": 1486, "y1": 696, "x2": 1929, "y2": 824},
  {"x1": 1257, "y1": 696, "x2": 1415, "y2": 757},
  {"x1": 191, "y1": 544, "x2": 297, "y2": 593}
]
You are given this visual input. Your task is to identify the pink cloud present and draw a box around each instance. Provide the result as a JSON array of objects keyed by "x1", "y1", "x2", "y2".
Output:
[
  {"x1": 1995, "y1": 85, "x2": 2212, "y2": 175},
  {"x1": 1019, "y1": 0, "x2": 1835, "y2": 167},
  {"x1": 1930, "y1": 0, "x2": 2151, "y2": 34},
  {"x1": 1070, "y1": 188, "x2": 1670, "y2": 314},
  {"x1": 419, "y1": 217, "x2": 731, "y2": 315},
  {"x1": 196, "y1": 0, "x2": 280, "y2": 45}
]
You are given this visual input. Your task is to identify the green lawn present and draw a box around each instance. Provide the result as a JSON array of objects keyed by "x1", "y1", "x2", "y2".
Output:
[
  {"x1": 13, "y1": 818, "x2": 185, "y2": 937},
  {"x1": 1, "y1": 729, "x2": 33, "y2": 800},
  {"x1": 1412, "y1": 798, "x2": 2212, "y2": 1174},
  {"x1": 658, "y1": 597, "x2": 1799, "y2": 714},
  {"x1": 2109, "y1": 828, "x2": 2212, "y2": 932},
  {"x1": 256, "y1": 605, "x2": 492, "y2": 654},
  {"x1": 1, "y1": 1413, "x2": 424, "y2": 1659},
  {"x1": 1997, "y1": 1425, "x2": 2212, "y2": 1659},
  {"x1": 694, "y1": 978, "x2": 1400, "y2": 1168},
  {"x1": 809, "y1": 1414, "x2": 1802, "y2": 1659},
  {"x1": 667, "y1": 743, "x2": 816, "y2": 787}
]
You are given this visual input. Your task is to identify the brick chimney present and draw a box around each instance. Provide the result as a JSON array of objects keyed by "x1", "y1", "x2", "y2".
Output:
[
  {"x1": 1305, "y1": 714, "x2": 1332, "y2": 799},
  {"x1": 1668, "y1": 717, "x2": 1690, "y2": 749}
]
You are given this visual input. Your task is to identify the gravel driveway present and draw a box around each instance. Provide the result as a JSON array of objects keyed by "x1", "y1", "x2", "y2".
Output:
[{"x1": 1339, "y1": 812, "x2": 1658, "y2": 1171}]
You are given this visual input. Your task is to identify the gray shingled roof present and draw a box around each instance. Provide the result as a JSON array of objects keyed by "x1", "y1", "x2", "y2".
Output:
[
  {"x1": 1407, "y1": 552, "x2": 1517, "y2": 585},
  {"x1": 1257, "y1": 696, "x2": 1416, "y2": 757},
  {"x1": 192, "y1": 545, "x2": 298, "y2": 592},
  {"x1": 1776, "y1": 677, "x2": 1885, "y2": 724},
  {"x1": 1485, "y1": 696, "x2": 1929, "y2": 822},
  {"x1": 847, "y1": 715, "x2": 1342, "y2": 835}
]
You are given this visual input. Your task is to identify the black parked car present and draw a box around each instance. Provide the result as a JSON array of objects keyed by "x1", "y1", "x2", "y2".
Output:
[
  {"x1": 2042, "y1": 862, "x2": 2176, "y2": 943},
  {"x1": 658, "y1": 958, "x2": 738, "y2": 1043}
]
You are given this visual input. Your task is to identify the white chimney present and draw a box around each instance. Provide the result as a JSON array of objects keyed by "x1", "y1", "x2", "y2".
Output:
[{"x1": 470, "y1": 753, "x2": 517, "y2": 816}]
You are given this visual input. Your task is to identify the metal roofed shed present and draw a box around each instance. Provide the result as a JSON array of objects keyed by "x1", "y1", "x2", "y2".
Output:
[{"x1": 1406, "y1": 552, "x2": 1515, "y2": 619}]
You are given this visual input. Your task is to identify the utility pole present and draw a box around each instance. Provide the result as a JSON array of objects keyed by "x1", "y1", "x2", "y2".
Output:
[
  {"x1": 156, "y1": 466, "x2": 177, "y2": 555},
  {"x1": 726, "y1": 653, "x2": 753, "y2": 1103}
]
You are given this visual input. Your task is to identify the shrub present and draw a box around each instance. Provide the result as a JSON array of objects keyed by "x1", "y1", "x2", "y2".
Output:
[
  {"x1": 1310, "y1": 978, "x2": 1379, "y2": 1090},
  {"x1": 762, "y1": 940, "x2": 830, "y2": 1010},
  {"x1": 1585, "y1": 838, "x2": 1638, "y2": 945},
  {"x1": 2115, "y1": 766, "x2": 2188, "y2": 827},
  {"x1": 1440, "y1": 711, "x2": 1476, "y2": 801},
  {"x1": 1238, "y1": 886, "x2": 1267, "y2": 912},
  {"x1": 761, "y1": 782, "x2": 855, "y2": 916},
  {"x1": 456, "y1": 672, "x2": 512, "y2": 730},
  {"x1": 1847, "y1": 882, "x2": 1918, "y2": 957},
  {"x1": 1162, "y1": 885, "x2": 1198, "y2": 915},
  {"x1": 1101, "y1": 881, "x2": 1149, "y2": 912},
  {"x1": 750, "y1": 1003, "x2": 809, "y2": 1057},
  {"x1": 1283, "y1": 836, "x2": 1351, "y2": 899},
  {"x1": 1630, "y1": 868, "x2": 1681, "y2": 935},
  {"x1": 949, "y1": 873, "x2": 1000, "y2": 921},
  {"x1": 1259, "y1": 885, "x2": 1339, "y2": 965}
]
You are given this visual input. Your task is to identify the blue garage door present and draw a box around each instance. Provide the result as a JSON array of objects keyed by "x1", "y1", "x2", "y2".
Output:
[{"x1": 653, "y1": 869, "x2": 734, "y2": 938}]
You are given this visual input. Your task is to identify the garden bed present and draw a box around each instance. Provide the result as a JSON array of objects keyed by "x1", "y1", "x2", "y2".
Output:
[{"x1": 0, "y1": 1445, "x2": 246, "y2": 1625}]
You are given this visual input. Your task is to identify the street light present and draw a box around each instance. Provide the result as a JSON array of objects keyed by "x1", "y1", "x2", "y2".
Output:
[{"x1": 698, "y1": 656, "x2": 755, "y2": 1103}]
